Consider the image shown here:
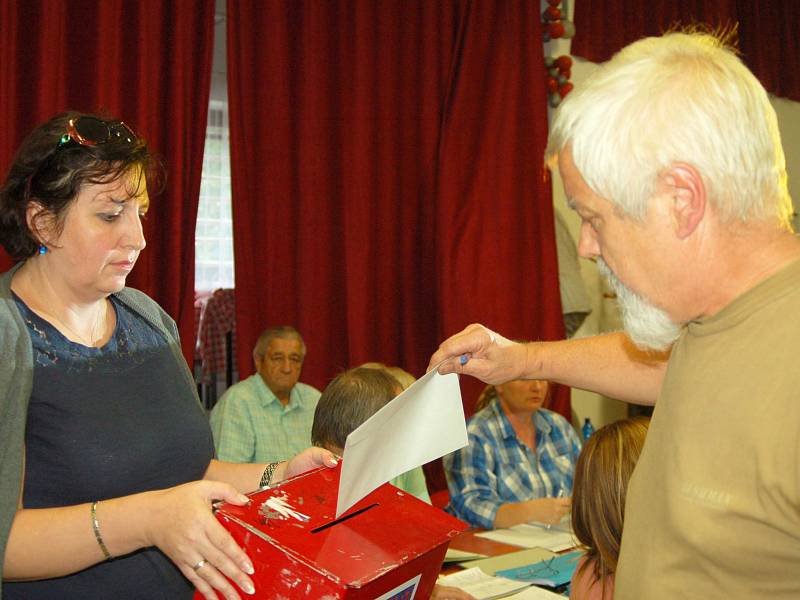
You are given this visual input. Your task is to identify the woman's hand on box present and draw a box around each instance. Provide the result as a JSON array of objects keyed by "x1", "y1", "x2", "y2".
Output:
[{"x1": 142, "y1": 480, "x2": 256, "y2": 600}]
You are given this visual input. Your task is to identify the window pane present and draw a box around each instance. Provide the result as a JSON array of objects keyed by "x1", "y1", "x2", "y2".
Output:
[{"x1": 195, "y1": 100, "x2": 235, "y2": 293}]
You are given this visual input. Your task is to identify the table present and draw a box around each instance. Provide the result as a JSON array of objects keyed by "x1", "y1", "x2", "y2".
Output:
[
  {"x1": 441, "y1": 527, "x2": 577, "y2": 597},
  {"x1": 448, "y1": 528, "x2": 526, "y2": 557}
]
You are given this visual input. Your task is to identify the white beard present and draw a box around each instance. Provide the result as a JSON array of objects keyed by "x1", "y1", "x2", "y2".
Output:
[{"x1": 596, "y1": 258, "x2": 681, "y2": 351}]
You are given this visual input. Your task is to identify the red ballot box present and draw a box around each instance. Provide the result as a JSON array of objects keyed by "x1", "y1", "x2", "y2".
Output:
[{"x1": 196, "y1": 462, "x2": 467, "y2": 599}]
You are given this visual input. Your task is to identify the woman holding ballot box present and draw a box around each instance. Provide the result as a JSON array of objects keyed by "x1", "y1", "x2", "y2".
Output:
[
  {"x1": 444, "y1": 378, "x2": 580, "y2": 529},
  {"x1": 0, "y1": 112, "x2": 335, "y2": 600}
]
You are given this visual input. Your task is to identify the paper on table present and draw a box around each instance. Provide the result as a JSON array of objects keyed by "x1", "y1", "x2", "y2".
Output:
[
  {"x1": 476, "y1": 523, "x2": 577, "y2": 552},
  {"x1": 437, "y1": 567, "x2": 531, "y2": 600},
  {"x1": 443, "y1": 547, "x2": 488, "y2": 563},
  {"x1": 502, "y1": 586, "x2": 565, "y2": 599},
  {"x1": 336, "y1": 367, "x2": 467, "y2": 516}
]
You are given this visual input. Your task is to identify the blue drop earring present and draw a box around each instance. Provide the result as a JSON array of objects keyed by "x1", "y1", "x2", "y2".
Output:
[{"x1": 38, "y1": 244, "x2": 47, "y2": 255}]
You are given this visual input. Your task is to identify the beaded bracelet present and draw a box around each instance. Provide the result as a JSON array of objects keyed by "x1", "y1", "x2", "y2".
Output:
[
  {"x1": 259, "y1": 462, "x2": 282, "y2": 489},
  {"x1": 90, "y1": 501, "x2": 113, "y2": 560}
]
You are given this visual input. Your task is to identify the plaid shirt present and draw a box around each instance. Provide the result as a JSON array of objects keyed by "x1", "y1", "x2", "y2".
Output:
[
  {"x1": 444, "y1": 400, "x2": 582, "y2": 529},
  {"x1": 209, "y1": 375, "x2": 320, "y2": 463},
  {"x1": 197, "y1": 289, "x2": 236, "y2": 384}
]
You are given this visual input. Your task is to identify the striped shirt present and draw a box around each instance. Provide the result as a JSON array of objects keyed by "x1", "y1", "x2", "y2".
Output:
[
  {"x1": 210, "y1": 375, "x2": 320, "y2": 463},
  {"x1": 444, "y1": 400, "x2": 582, "y2": 529}
]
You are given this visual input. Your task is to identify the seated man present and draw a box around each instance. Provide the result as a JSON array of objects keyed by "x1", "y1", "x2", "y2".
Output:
[
  {"x1": 210, "y1": 326, "x2": 320, "y2": 462},
  {"x1": 311, "y1": 366, "x2": 430, "y2": 503}
]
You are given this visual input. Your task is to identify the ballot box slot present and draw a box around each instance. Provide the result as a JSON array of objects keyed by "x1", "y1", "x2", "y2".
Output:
[{"x1": 311, "y1": 503, "x2": 379, "y2": 533}]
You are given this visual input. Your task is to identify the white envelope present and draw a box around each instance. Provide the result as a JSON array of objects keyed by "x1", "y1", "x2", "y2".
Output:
[{"x1": 336, "y1": 367, "x2": 468, "y2": 516}]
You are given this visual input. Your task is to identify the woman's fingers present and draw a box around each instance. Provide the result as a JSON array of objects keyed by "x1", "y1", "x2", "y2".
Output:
[
  {"x1": 188, "y1": 558, "x2": 247, "y2": 600},
  {"x1": 202, "y1": 519, "x2": 256, "y2": 596},
  {"x1": 145, "y1": 481, "x2": 256, "y2": 599},
  {"x1": 180, "y1": 524, "x2": 255, "y2": 600},
  {"x1": 182, "y1": 558, "x2": 239, "y2": 600},
  {"x1": 285, "y1": 446, "x2": 338, "y2": 479}
]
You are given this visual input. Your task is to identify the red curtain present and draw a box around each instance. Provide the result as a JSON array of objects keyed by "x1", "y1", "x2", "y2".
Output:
[
  {"x1": 227, "y1": 0, "x2": 566, "y2": 418},
  {"x1": 0, "y1": 0, "x2": 214, "y2": 361},
  {"x1": 571, "y1": 0, "x2": 800, "y2": 102}
]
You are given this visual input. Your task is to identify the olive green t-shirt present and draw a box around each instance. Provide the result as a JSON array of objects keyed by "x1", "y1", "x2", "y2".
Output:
[{"x1": 616, "y1": 257, "x2": 800, "y2": 599}]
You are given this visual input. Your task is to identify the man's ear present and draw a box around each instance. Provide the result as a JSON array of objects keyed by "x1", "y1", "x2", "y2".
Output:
[
  {"x1": 25, "y1": 201, "x2": 53, "y2": 246},
  {"x1": 661, "y1": 163, "x2": 706, "y2": 240}
]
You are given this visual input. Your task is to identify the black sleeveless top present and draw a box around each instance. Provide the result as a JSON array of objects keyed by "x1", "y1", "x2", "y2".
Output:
[{"x1": 6, "y1": 294, "x2": 214, "y2": 600}]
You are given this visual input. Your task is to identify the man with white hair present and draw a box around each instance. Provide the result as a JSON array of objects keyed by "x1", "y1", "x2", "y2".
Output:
[{"x1": 431, "y1": 31, "x2": 800, "y2": 599}]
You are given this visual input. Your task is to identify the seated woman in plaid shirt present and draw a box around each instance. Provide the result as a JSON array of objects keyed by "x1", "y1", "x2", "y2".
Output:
[{"x1": 444, "y1": 379, "x2": 581, "y2": 529}]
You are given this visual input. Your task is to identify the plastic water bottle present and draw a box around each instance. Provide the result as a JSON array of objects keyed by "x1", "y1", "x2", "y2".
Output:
[{"x1": 582, "y1": 417, "x2": 595, "y2": 441}]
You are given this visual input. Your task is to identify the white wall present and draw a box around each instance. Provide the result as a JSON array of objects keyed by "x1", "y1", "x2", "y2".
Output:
[
  {"x1": 210, "y1": 0, "x2": 227, "y2": 104},
  {"x1": 774, "y1": 94, "x2": 800, "y2": 231},
  {"x1": 551, "y1": 57, "x2": 800, "y2": 430}
]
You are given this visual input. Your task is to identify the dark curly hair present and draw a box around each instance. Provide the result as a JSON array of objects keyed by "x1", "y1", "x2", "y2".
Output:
[{"x1": 0, "y1": 111, "x2": 163, "y2": 259}]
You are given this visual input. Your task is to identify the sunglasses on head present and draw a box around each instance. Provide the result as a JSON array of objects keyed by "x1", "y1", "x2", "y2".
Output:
[
  {"x1": 58, "y1": 116, "x2": 137, "y2": 148},
  {"x1": 24, "y1": 116, "x2": 139, "y2": 202}
]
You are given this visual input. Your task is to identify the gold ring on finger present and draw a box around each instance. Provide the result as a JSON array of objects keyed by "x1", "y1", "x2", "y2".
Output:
[{"x1": 192, "y1": 559, "x2": 208, "y2": 572}]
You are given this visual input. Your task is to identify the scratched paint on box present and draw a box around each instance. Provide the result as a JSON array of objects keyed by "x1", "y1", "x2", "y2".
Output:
[{"x1": 259, "y1": 492, "x2": 311, "y2": 523}]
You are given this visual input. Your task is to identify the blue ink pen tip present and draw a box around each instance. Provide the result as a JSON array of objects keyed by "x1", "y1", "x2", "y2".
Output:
[{"x1": 459, "y1": 353, "x2": 469, "y2": 366}]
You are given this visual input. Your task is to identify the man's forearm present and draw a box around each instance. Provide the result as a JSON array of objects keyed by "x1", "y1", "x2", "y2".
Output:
[{"x1": 526, "y1": 331, "x2": 669, "y2": 405}]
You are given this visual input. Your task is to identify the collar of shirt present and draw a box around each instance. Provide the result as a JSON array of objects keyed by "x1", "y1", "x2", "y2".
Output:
[
  {"x1": 253, "y1": 374, "x2": 302, "y2": 412},
  {"x1": 491, "y1": 399, "x2": 554, "y2": 449}
]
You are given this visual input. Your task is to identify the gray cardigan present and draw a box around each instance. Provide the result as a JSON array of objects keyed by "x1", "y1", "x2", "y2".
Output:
[{"x1": 0, "y1": 264, "x2": 199, "y2": 597}]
